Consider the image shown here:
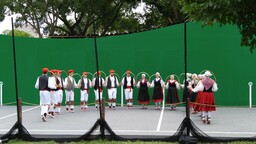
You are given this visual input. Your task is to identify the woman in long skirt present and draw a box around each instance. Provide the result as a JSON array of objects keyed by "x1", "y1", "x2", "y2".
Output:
[
  {"x1": 190, "y1": 74, "x2": 198, "y2": 113},
  {"x1": 192, "y1": 71, "x2": 218, "y2": 124},
  {"x1": 165, "y1": 75, "x2": 180, "y2": 110},
  {"x1": 137, "y1": 74, "x2": 150, "y2": 109},
  {"x1": 151, "y1": 72, "x2": 165, "y2": 110}
]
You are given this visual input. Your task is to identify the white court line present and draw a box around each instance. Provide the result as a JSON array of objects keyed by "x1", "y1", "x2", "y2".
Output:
[
  {"x1": 156, "y1": 88, "x2": 165, "y2": 131},
  {"x1": 0, "y1": 106, "x2": 40, "y2": 120}
]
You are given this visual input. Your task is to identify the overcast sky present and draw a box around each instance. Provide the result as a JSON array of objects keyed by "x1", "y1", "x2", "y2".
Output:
[{"x1": 0, "y1": 16, "x2": 15, "y2": 34}]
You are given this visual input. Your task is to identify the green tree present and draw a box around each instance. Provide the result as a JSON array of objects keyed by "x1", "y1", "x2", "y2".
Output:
[
  {"x1": 178, "y1": 0, "x2": 256, "y2": 52},
  {"x1": 7, "y1": 29, "x2": 33, "y2": 37},
  {"x1": 143, "y1": 0, "x2": 185, "y2": 26},
  {"x1": 0, "y1": 0, "x2": 11, "y2": 21},
  {"x1": 3, "y1": 0, "x2": 140, "y2": 37},
  {"x1": 1, "y1": 0, "x2": 187, "y2": 37}
]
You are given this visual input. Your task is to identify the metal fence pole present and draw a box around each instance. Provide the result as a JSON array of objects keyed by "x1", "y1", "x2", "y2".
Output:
[
  {"x1": 0, "y1": 81, "x2": 3, "y2": 106},
  {"x1": 248, "y1": 82, "x2": 253, "y2": 108}
]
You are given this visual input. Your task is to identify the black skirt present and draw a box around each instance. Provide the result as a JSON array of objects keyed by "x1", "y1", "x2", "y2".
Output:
[
  {"x1": 190, "y1": 92, "x2": 198, "y2": 102},
  {"x1": 138, "y1": 87, "x2": 150, "y2": 104},
  {"x1": 166, "y1": 87, "x2": 179, "y2": 104},
  {"x1": 152, "y1": 86, "x2": 163, "y2": 102}
]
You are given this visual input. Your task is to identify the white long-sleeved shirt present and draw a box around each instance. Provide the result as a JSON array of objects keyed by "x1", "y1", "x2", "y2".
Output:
[
  {"x1": 64, "y1": 76, "x2": 77, "y2": 88},
  {"x1": 165, "y1": 80, "x2": 180, "y2": 89},
  {"x1": 105, "y1": 76, "x2": 119, "y2": 87},
  {"x1": 137, "y1": 79, "x2": 150, "y2": 88},
  {"x1": 151, "y1": 78, "x2": 165, "y2": 87},
  {"x1": 92, "y1": 77, "x2": 105, "y2": 87},
  {"x1": 35, "y1": 77, "x2": 40, "y2": 89},
  {"x1": 180, "y1": 78, "x2": 191, "y2": 89},
  {"x1": 57, "y1": 77, "x2": 63, "y2": 88},
  {"x1": 192, "y1": 81, "x2": 218, "y2": 93},
  {"x1": 78, "y1": 78, "x2": 92, "y2": 89},
  {"x1": 121, "y1": 76, "x2": 135, "y2": 87},
  {"x1": 48, "y1": 76, "x2": 57, "y2": 89}
]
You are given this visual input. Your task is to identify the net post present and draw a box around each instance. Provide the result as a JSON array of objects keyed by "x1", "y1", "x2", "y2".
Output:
[
  {"x1": 100, "y1": 98, "x2": 105, "y2": 138},
  {"x1": 100, "y1": 98, "x2": 105, "y2": 120},
  {"x1": 17, "y1": 98, "x2": 22, "y2": 135},
  {"x1": 0, "y1": 81, "x2": 3, "y2": 106},
  {"x1": 186, "y1": 97, "x2": 190, "y2": 135}
]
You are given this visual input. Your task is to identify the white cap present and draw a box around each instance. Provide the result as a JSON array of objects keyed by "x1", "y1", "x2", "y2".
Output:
[
  {"x1": 187, "y1": 73, "x2": 192, "y2": 77},
  {"x1": 156, "y1": 72, "x2": 160, "y2": 76},
  {"x1": 142, "y1": 74, "x2": 146, "y2": 77},
  {"x1": 204, "y1": 71, "x2": 212, "y2": 77},
  {"x1": 192, "y1": 73, "x2": 197, "y2": 78},
  {"x1": 198, "y1": 74, "x2": 205, "y2": 79}
]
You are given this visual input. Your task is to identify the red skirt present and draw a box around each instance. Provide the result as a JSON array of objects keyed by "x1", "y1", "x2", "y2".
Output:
[
  {"x1": 138, "y1": 100, "x2": 150, "y2": 105},
  {"x1": 193, "y1": 91, "x2": 203, "y2": 112},
  {"x1": 199, "y1": 92, "x2": 216, "y2": 112}
]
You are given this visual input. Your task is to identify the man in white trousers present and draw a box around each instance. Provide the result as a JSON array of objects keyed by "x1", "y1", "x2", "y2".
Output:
[
  {"x1": 35, "y1": 68, "x2": 50, "y2": 122},
  {"x1": 77, "y1": 72, "x2": 92, "y2": 111},
  {"x1": 64, "y1": 69, "x2": 77, "y2": 112},
  {"x1": 105, "y1": 70, "x2": 119, "y2": 109},
  {"x1": 121, "y1": 70, "x2": 136, "y2": 109},
  {"x1": 55, "y1": 70, "x2": 64, "y2": 114},
  {"x1": 48, "y1": 69, "x2": 58, "y2": 117},
  {"x1": 92, "y1": 71, "x2": 105, "y2": 110}
]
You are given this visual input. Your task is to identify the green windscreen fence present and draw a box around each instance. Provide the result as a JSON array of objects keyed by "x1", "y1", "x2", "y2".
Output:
[{"x1": 0, "y1": 22, "x2": 255, "y2": 107}]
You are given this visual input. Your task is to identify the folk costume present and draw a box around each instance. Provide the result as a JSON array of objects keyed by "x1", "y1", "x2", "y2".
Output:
[
  {"x1": 136, "y1": 74, "x2": 150, "y2": 109},
  {"x1": 121, "y1": 70, "x2": 136, "y2": 109},
  {"x1": 192, "y1": 71, "x2": 218, "y2": 124},
  {"x1": 151, "y1": 72, "x2": 165, "y2": 110},
  {"x1": 166, "y1": 75, "x2": 180, "y2": 110},
  {"x1": 92, "y1": 71, "x2": 105, "y2": 110},
  {"x1": 78, "y1": 72, "x2": 92, "y2": 111},
  {"x1": 105, "y1": 70, "x2": 119, "y2": 109},
  {"x1": 35, "y1": 68, "x2": 50, "y2": 122},
  {"x1": 64, "y1": 69, "x2": 77, "y2": 112}
]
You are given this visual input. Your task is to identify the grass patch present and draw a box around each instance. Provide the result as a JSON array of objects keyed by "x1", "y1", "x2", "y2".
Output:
[{"x1": 7, "y1": 139, "x2": 256, "y2": 144}]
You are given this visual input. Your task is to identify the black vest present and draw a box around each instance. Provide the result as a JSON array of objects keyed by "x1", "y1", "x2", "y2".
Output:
[
  {"x1": 168, "y1": 81, "x2": 176, "y2": 88},
  {"x1": 140, "y1": 79, "x2": 148, "y2": 88},
  {"x1": 107, "y1": 76, "x2": 117, "y2": 89},
  {"x1": 154, "y1": 79, "x2": 161, "y2": 87},
  {"x1": 60, "y1": 78, "x2": 64, "y2": 90},
  {"x1": 80, "y1": 78, "x2": 90, "y2": 90},
  {"x1": 94, "y1": 77, "x2": 103, "y2": 90},
  {"x1": 66, "y1": 77, "x2": 75, "y2": 91},
  {"x1": 203, "y1": 86, "x2": 213, "y2": 92},
  {"x1": 39, "y1": 75, "x2": 49, "y2": 91},
  {"x1": 54, "y1": 77, "x2": 60, "y2": 91},
  {"x1": 123, "y1": 76, "x2": 134, "y2": 89}
]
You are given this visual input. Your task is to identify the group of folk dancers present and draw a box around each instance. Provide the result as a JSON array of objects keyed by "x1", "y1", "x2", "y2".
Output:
[{"x1": 35, "y1": 68, "x2": 218, "y2": 124}]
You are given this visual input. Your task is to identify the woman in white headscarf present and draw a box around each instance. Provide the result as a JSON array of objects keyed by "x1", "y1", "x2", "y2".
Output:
[
  {"x1": 165, "y1": 74, "x2": 180, "y2": 110},
  {"x1": 151, "y1": 72, "x2": 165, "y2": 110},
  {"x1": 192, "y1": 71, "x2": 218, "y2": 124},
  {"x1": 189, "y1": 73, "x2": 199, "y2": 113},
  {"x1": 137, "y1": 74, "x2": 150, "y2": 109}
]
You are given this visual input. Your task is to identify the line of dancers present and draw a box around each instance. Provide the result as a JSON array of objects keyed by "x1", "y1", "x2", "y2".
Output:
[{"x1": 35, "y1": 68, "x2": 217, "y2": 124}]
